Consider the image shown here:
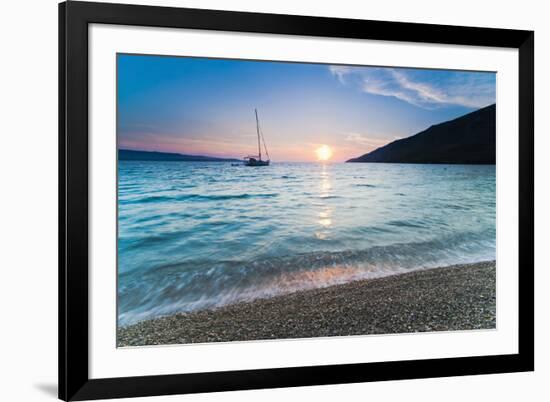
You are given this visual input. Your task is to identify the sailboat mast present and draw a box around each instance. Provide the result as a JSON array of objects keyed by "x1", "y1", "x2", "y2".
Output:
[{"x1": 255, "y1": 108, "x2": 261, "y2": 160}]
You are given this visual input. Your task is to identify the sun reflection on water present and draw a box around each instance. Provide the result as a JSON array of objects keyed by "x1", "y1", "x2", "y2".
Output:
[
  {"x1": 315, "y1": 165, "x2": 334, "y2": 239},
  {"x1": 319, "y1": 210, "x2": 332, "y2": 227}
]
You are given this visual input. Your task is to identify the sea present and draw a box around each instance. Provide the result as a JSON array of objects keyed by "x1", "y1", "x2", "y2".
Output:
[{"x1": 117, "y1": 161, "x2": 496, "y2": 326}]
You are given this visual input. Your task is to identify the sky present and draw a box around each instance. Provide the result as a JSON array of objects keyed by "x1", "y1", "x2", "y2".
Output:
[{"x1": 118, "y1": 54, "x2": 496, "y2": 162}]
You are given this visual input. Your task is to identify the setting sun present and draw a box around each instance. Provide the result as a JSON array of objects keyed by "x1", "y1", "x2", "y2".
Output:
[{"x1": 315, "y1": 145, "x2": 333, "y2": 161}]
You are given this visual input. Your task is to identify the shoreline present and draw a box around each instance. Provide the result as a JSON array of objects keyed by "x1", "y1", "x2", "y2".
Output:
[{"x1": 118, "y1": 261, "x2": 496, "y2": 347}]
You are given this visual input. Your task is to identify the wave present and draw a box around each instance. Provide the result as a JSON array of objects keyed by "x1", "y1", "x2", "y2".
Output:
[
  {"x1": 124, "y1": 195, "x2": 173, "y2": 204},
  {"x1": 118, "y1": 229, "x2": 495, "y2": 326},
  {"x1": 387, "y1": 219, "x2": 426, "y2": 228},
  {"x1": 122, "y1": 219, "x2": 244, "y2": 251},
  {"x1": 121, "y1": 192, "x2": 279, "y2": 205},
  {"x1": 132, "y1": 211, "x2": 194, "y2": 224}
]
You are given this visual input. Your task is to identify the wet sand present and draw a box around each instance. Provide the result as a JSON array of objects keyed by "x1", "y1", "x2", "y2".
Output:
[{"x1": 118, "y1": 260, "x2": 496, "y2": 347}]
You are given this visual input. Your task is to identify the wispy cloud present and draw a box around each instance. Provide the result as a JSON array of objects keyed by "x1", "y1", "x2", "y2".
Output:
[
  {"x1": 329, "y1": 65, "x2": 496, "y2": 109},
  {"x1": 344, "y1": 132, "x2": 398, "y2": 148},
  {"x1": 328, "y1": 65, "x2": 352, "y2": 84}
]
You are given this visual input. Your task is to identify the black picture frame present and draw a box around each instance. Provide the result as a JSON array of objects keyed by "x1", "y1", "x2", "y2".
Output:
[{"x1": 59, "y1": 1, "x2": 534, "y2": 400}]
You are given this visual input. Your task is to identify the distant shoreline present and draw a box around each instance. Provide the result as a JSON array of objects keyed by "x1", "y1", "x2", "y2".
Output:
[
  {"x1": 118, "y1": 261, "x2": 496, "y2": 347},
  {"x1": 119, "y1": 149, "x2": 241, "y2": 162}
]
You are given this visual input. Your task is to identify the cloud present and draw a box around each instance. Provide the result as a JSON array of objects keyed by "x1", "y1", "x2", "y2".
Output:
[
  {"x1": 361, "y1": 75, "x2": 424, "y2": 108},
  {"x1": 328, "y1": 65, "x2": 352, "y2": 84},
  {"x1": 390, "y1": 70, "x2": 446, "y2": 104},
  {"x1": 328, "y1": 65, "x2": 496, "y2": 110},
  {"x1": 343, "y1": 132, "x2": 401, "y2": 153}
]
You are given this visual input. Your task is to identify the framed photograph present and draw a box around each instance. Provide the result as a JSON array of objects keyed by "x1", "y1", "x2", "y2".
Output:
[{"x1": 59, "y1": 1, "x2": 534, "y2": 400}]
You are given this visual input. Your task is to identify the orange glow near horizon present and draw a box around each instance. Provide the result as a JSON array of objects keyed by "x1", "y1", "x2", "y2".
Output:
[{"x1": 315, "y1": 145, "x2": 333, "y2": 161}]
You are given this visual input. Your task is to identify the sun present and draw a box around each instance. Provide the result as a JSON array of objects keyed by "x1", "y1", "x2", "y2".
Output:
[{"x1": 315, "y1": 145, "x2": 333, "y2": 161}]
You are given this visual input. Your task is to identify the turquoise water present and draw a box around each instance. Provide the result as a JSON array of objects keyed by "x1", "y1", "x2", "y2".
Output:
[{"x1": 118, "y1": 162, "x2": 496, "y2": 326}]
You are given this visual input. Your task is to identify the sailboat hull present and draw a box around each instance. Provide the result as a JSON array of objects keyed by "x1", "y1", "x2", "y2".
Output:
[{"x1": 244, "y1": 159, "x2": 270, "y2": 166}]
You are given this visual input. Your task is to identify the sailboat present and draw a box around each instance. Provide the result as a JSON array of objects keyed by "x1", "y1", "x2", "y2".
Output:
[{"x1": 244, "y1": 109, "x2": 270, "y2": 166}]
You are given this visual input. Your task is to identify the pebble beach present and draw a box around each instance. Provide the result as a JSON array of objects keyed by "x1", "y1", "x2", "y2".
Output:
[{"x1": 118, "y1": 260, "x2": 496, "y2": 347}]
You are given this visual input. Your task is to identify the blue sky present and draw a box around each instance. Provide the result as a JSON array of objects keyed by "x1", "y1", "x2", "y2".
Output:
[{"x1": 118, "y1": 54, "x2": 496, "y2": 162}]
